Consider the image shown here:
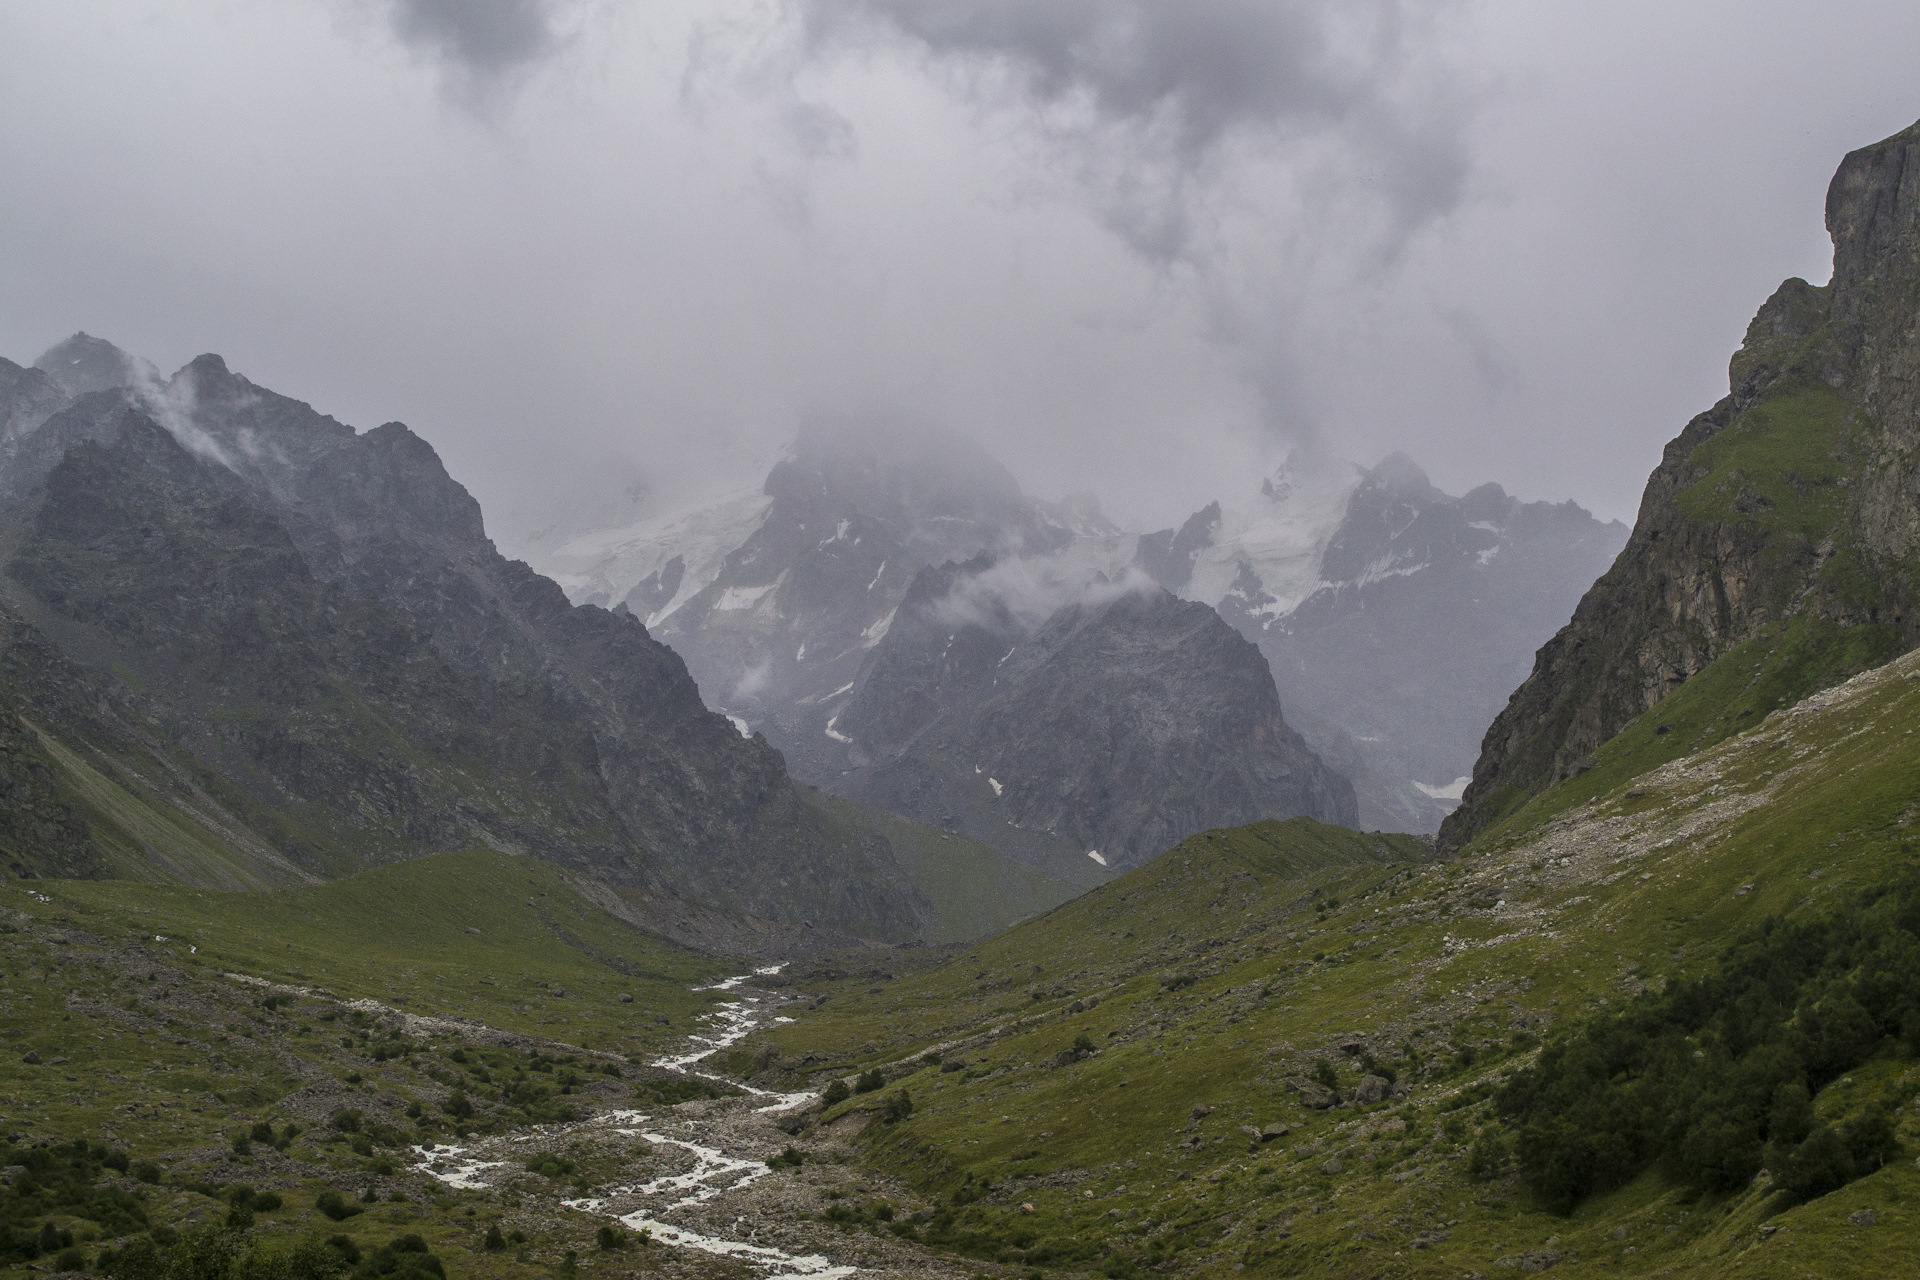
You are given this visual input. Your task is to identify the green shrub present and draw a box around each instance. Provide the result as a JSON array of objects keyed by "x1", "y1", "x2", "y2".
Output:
[
  {"x1": 1310, "y1": 1060, "x2": 1339, "y2": 1091},
  {"x1": 821, "y1": 1079, "x2": 851, "y2": 1107},
  {"x1": 330, "y1": 1109, "x2": 364, "y2": 1134},
  {"x1": 443, "y1": 1092, "x2": 474, "y2": 1121},
  {"x1": 1499, "y1": 868, "x2": 1920, "y2": 1213},
  {"x1": 881, "y1": 1089, "x2": 914, "y2": 1124},
  {"x1": 349, "y1": 1233, "x2": 443, "y2": 1280},
  {"x1": 482, "y1": 1225, "x2": 505, "y2": 1253},
  {"x1": 765, "y1": 1147, "x2": 804, "y2": 1170},
  {"x1": 594, "y1": 1225, "x2": 627, "y2": 1251},
  {"x1": 1467, "y1": 1132, "x2": 1510, "y2": 1181},
  {"x1": 315, "y1": 1190, "x2": 363, "y2": 1222},
  {"x1": 523, "y1": 1153, "x2": 576, "y2": 1178},
  {"x1": 854, "y1": 1069, "x2": 886, "y2": 1095}
]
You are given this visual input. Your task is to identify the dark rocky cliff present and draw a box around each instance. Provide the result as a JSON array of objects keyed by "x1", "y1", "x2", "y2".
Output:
[{"x1": 1442, "y1": 118, "x2": 1920, "y2": 849}]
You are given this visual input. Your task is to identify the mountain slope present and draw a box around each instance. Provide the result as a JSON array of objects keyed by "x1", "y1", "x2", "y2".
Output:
[
  {"x1": 0, "y1": 341, "x2": 1084, "y2": 948},
  {"x1": 748, "y1": 642, "x2": 1920, "y2": 1279},
  {"x1": 1442, "y1": 118, "x2": 1920, "y2": 849},
  {"x1": 836, "y1": 559, "x2": 1357, "y2": 871},
  {"x1": 1201, "y1": 454, "x2": 1627, "y2": 832}
]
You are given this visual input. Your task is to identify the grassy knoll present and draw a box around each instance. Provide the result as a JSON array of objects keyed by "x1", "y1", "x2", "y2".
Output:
[{"x1": 746, "y1": 649, "x2": 1920, "y2": 1278}]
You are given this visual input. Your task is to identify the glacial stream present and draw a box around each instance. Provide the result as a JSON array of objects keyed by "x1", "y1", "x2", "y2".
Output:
[{"x1": 410, "y1": 965, "x2": 859, "y2": 1279}]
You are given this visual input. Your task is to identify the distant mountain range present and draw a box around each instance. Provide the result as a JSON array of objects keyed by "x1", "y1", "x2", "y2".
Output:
[
  {"x1": 539, "y1": 422, "x2": 1624, "y2": 842},
  {"x1": 0, "y1": 337, "x2": 1094, "y2": 952}
]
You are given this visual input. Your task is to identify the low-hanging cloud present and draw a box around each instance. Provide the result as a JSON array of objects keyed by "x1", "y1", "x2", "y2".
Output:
[
  {"x1": 928, "y1": 542, "x2": 1157, "y2": 636},
  {"x1": 793, "y1": 0, "x2": 1478, "y2": 265}
]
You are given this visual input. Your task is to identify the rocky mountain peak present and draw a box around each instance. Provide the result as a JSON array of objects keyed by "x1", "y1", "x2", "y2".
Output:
[{"x1": 33, "y1": 332, "x2": 157, "y2": 397}]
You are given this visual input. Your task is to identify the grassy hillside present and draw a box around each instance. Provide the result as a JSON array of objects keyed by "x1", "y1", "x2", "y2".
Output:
[
  {"x1": 814, "y1": 792, "x2": 1107, "y2": 945},
  {"x1": 741, "y1": 649, "x2": 1920, "y2": 1278},
  {"x1": 0, "y1": 849, "x2": 747, "y2": 1280}
]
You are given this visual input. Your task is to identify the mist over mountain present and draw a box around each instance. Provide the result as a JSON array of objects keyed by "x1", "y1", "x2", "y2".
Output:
[{"x1": 542, "y1": 421, "x2": 1621, "y2": 843}]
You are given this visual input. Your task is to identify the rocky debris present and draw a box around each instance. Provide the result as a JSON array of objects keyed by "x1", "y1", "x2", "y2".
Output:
[
  {"x1": 1290, "y1": 1080, "x2": 1338, "y2": 1110},
  {"x1": 1259, "y1": 1122, "x2": 1290, "y2": 1141},
  {"x1": 1353, "y1": 1074, "x2": 1392, "y2": 1104},
  {"x1": 1494, "y1": 1248, "x2": 1563, "y2": 1272},
  {"x1": 1849, "y1": 1208, "x2": 1878, "y2": 1226}
]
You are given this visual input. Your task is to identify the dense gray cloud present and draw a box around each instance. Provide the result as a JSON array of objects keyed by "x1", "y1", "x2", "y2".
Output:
[
  {"x1": 3, "y1": 2, "x2": 1919, "y2": 552},
  {"x1": 796, "y1": 0, "x2": 1474, "y2": 263},
  {"x1": 383, "y1": 0, "x2": 565, "y2": 95}
]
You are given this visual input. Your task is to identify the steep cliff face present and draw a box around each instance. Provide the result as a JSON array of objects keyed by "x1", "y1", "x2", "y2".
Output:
[
  {"x1": 1441, "y1": 119, "x2": 1920, "y2": 849},
  {"x1": 0, "y1": 346, "x2": 929, "y2": 943},
  {"x1": 833, "y1": 560, "x2": 1357, "y2": 871}
]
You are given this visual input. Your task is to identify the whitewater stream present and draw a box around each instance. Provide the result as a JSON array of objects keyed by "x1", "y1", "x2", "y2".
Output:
[{"x1": 408, "y1": 967, "x2": 949, "y2": 1280}]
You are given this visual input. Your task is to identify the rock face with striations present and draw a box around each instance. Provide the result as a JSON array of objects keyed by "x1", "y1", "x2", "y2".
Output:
[
  {"x1": 0, "y1": 342, "x2": 925, "y2": 944},
  {"x1": 1441, "y1": 118, "x2": 1920, "y2": 849},
  {"x1": 832, "y1": 556, "x2": 1357, "y2": 870}
]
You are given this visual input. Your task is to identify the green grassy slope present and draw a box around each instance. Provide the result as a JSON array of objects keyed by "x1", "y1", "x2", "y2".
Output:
[
  {"x1": 18, "y1": 850, "x2": 731, "y2": 1053},
  {"x1": 747, "y1": 650, "x2": 1920, "y2": 1279},
  {"x1": 0, "y1": 849, "x2": 745, "y2": 1280},
  {"x1": 1479, "y1": 614, "x2": 1902, "y2": 843},
  {"x1": 813, "y1": 793, "x2": 1107, "y2": 945}
]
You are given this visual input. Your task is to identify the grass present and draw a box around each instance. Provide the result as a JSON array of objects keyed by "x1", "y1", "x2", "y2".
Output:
[
  {"x1": 0, "y1": 848, "x2": 754, "y2": 1280},
  {"x1": 10, "y1": 849, "x2": 732, "y2": 1055},
  {"x1": 813, "y1": 793, "x2": 1106, "y2": 945},
  {"x1": 746, "y1": 648, "x2": 1920, "y2": 1278},
  {"x1": 1479, "y1": 614, "x2": 1902, "y2": 843},
  {"x1": 1673, "y1": 378, "x2": 1854, "y2": 539}
]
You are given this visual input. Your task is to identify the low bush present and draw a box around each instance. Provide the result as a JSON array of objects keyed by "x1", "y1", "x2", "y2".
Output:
[
  {"x1": 1499, "y1": 869, "x2": 1920, "y2": 1213},
  {"x1": 315, "y1": 1190, "x2": 363, "y2": 1222}
]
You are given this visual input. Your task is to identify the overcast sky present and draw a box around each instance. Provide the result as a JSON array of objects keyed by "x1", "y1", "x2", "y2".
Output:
[{"x1": 4, "y1": 2, "x2": 1918, "y2": 548}]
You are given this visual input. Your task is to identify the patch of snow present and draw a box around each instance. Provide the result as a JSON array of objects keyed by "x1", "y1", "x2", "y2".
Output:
[
  {"x1": 860, "y1": 607, "x2": 895, "y2": 647},
  {"x1": 1414, "y1": 776, "x2": 1472, "y2": 801},
  {"x1": 1087, "y1": 850, "x2": 1108, "y2": 866},
  {"x1": 535, "y1": 487, "x2": 772, "y2": 622},
  {"x1": 713, "y1": 583, "x2": 778, "y2": 612},
  {"x1": 725, "y1": 715, "x2": 752, "y2": 739},
  {"x1": 866, "y1": 560, "x2": 886, "y2": 591},
  {"x1": 1184, "y1": 453, "x2": 1361, "y2": 612},
  {"x1": 988, "y1": 777, "x2": 1003, "y2": 796},
  {"x1": 824, "y1": 716, "x2": 851, "y2": 744},
  {"x1": 794, "y1": 643, "x2": 806, "y2": 662},
  {"x1": 1477, "y1": 546, "x2": 1500, "y2": 566}
]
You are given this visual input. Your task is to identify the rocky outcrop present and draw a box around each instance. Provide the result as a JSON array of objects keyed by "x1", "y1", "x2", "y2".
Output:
[
  {"x1": 1441, "y1": 118, "x2": 1920, "y2": 849},
  {"x1": 833, "y1": 560, "x2": 1357, "y2": 870}
]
